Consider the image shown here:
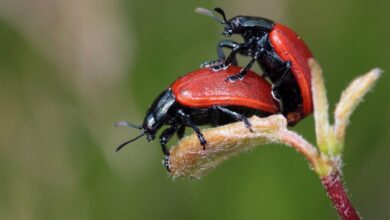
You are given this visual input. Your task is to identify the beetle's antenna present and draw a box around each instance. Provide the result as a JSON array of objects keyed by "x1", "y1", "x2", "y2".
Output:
[
  {"x1": 115, "y1": 130, "x2": 146, "y2": 152},
  {"x1": 195, "y1": 7, "x2": 225, "y2": 24},
  {"x1": 214, "y1": 8, "x2": 228, "y2": 24},
  {"x1": 114, "y1": 121, "x2": 142, "y2": 129}
]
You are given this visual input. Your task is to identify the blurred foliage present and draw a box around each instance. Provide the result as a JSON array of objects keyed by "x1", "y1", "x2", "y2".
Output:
[{"x1": 0, "y1": 0, "x2": 389, "y2": 219}]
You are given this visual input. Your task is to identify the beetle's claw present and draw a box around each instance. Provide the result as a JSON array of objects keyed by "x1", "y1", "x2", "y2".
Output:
[
  {"x1": 211, "y1": 64, "x2": 228, "y2": 71},
  {"x1": 245, "y1": 123, "x2": 254, "y2": 132},
  {"x1": 225, "y1": 74, "x2": 244, "y2": 82},
  {"x1": 201, "y1": 59, "x2": 226, "y2": 69},
  {"x1": 199, "y1": 138, "x2": 207, "y2": 150}
]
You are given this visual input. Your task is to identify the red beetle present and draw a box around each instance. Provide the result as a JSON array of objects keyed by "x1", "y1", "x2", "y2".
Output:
[
  {"x1": 115, "y1": 66, "x2": 279, "y2": 170},
  {"x1": 197, "y1": 7, "x2": 313, "y2": 124}
]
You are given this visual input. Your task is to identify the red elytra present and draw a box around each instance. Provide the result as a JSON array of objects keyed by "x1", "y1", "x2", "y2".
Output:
[
  {"x1": 171, "y1": 66, "x2": 279, "y2": 114},
  {"x1": 269, "y1": 23, "x2": 313, "y2": 116}
]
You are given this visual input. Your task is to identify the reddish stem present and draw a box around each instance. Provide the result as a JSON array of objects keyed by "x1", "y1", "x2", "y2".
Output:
[{"x1": 321, "y1": 172, "x2": 361, "y2": 220}]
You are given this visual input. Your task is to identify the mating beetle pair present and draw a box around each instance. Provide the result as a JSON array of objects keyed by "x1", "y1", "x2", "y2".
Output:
[
  {"x1": 116, "y1": 8, "x2": 314, "y2": 171},
  {"x1": 196, "y1": 7, "x2": 313, "y2": 123}
]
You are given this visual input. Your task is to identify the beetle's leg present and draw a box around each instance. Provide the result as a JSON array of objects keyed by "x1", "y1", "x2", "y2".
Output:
[
  {"x1": 225, "y1": 37, "x2": 262, "y2": 81},
  {"x1": 177, "y1": 124, "x2": 186, "y2": 139},
  {"x1": 218, "y1": 40, "x2": 241, "y2": 66},
  {"x1": 200, "y1": 59, "x2": 225, "y2": 69},
  {"x1": 177, "y1": 109, "x2": 207, "y2": 149},
  {"x1": 201, "y1": 40, "x2": 242, "y2": 69},
  {"x1": 159, "y1": 124, "x2": 179, "y2": 172},
  {"x1": 215, "y1": 106, "x2": 253, "y2": 132},
  {"x1": 159, "y1": 125, "x2": 178, "y2": 156},
  {"x1": 216, "y1": 40, "x2": 231, "y2": 60},
  {"x1": 271, "y1": 61, "x2": 292, "y2": 101},
  {"x1": 223, "y1": 39, "x2": 258, "y2": 67},
  {"x1": 225, "y1": 54, "x2": 259, "y2": 82},
  {"x1": 225, "y1": 37, "x2": 257, "y2": 64}
]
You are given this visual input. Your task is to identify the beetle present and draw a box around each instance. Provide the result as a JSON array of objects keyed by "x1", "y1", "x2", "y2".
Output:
[
  {"x1": 115, "y1": 66, "x2": 279, "y2": 170},
  {"x1": 196, "y1": 7, "x2": 313, "y2": 124}
]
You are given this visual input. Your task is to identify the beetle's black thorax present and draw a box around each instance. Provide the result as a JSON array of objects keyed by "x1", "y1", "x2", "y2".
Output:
[
  {"x1": 229, "y1": 16, "x2": 274, "y2": 31},
  {"x1": 142, "y1": 89, "x2": 178, "y2": 137}
]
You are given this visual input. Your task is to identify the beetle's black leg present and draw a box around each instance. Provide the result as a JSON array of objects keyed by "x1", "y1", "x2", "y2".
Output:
[
  {"x1": 218, "y1": 40, "x2": 240, "y2": 66},
  {"x1": 177, "y1": 124, "x2": 186, "y2": 139},
  {"x1": 215, "y1": 106, "x2": 253, "y2": 132},
  {"x1": 223, "y1": 39, "x2": 257, "y2": 67},
  {"x1": 271, "y1": 61, "x2": 292, "y2": 101},
  {"x1": 200, "y1": 59, "x2": 225, "y2": 69},
  {"x1": 225, "y1": 55, "x2": 258, "y2": 82},
  {"x1": 159, "y1": 125, "x2": 179, "y2": 172},
  {"x1": 177, "y1": 109, "x2": 207, "y2": 149},
  {"x1": 201, "y1": 40, "x2": 241, "y2": 69},
  {"x1": 159, "y1": 125, "x2": 178, "y2": 156},
  {"x1": 225, "y1": 39, "x2": 263, "y2": 82}
]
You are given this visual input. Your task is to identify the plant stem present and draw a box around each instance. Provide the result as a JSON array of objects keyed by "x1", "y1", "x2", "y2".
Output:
[{"x1": 321, "y1": 172, "x2": 360, "y2": 220}]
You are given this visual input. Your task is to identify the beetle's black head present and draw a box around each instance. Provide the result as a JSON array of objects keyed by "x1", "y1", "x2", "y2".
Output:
[
  {"x1": 196, "y1": 7, "x2": 274, "y2": 37},
  {"x1": 224, "y1": 16, "x2": 247, "y2": 37},
  {"x1": 195, "y1": 7, "x2": 245, "y2": 36},
  {"x1": 115, "y1": 90, "x2": 176, "y2": 152},
  {"x1": 213, "y1": 8, "x2": 248, "y2": 37}
]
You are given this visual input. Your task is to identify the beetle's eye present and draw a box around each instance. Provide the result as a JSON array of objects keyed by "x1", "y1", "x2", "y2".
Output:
[{"x1": 232, "y1": 19, "x2": 240, "y2": 29}]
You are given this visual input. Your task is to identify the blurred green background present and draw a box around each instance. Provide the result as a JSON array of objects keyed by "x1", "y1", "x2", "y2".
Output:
[{"x1": 0, "y1": 0, "x2": 389, "y2": 219}]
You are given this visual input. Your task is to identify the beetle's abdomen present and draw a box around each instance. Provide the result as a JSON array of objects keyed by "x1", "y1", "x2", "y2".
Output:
[
  {"x1": 171, "y1": 66, "x2": 279, "y2": 114},
  {"x1": 269, "y1": 23, "x2": 313, "y2": 116}
]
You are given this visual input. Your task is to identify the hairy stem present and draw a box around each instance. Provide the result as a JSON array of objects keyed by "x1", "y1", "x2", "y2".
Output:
[{"x1": 321, "y1": 172, "x2": 361, "y2": 220}]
